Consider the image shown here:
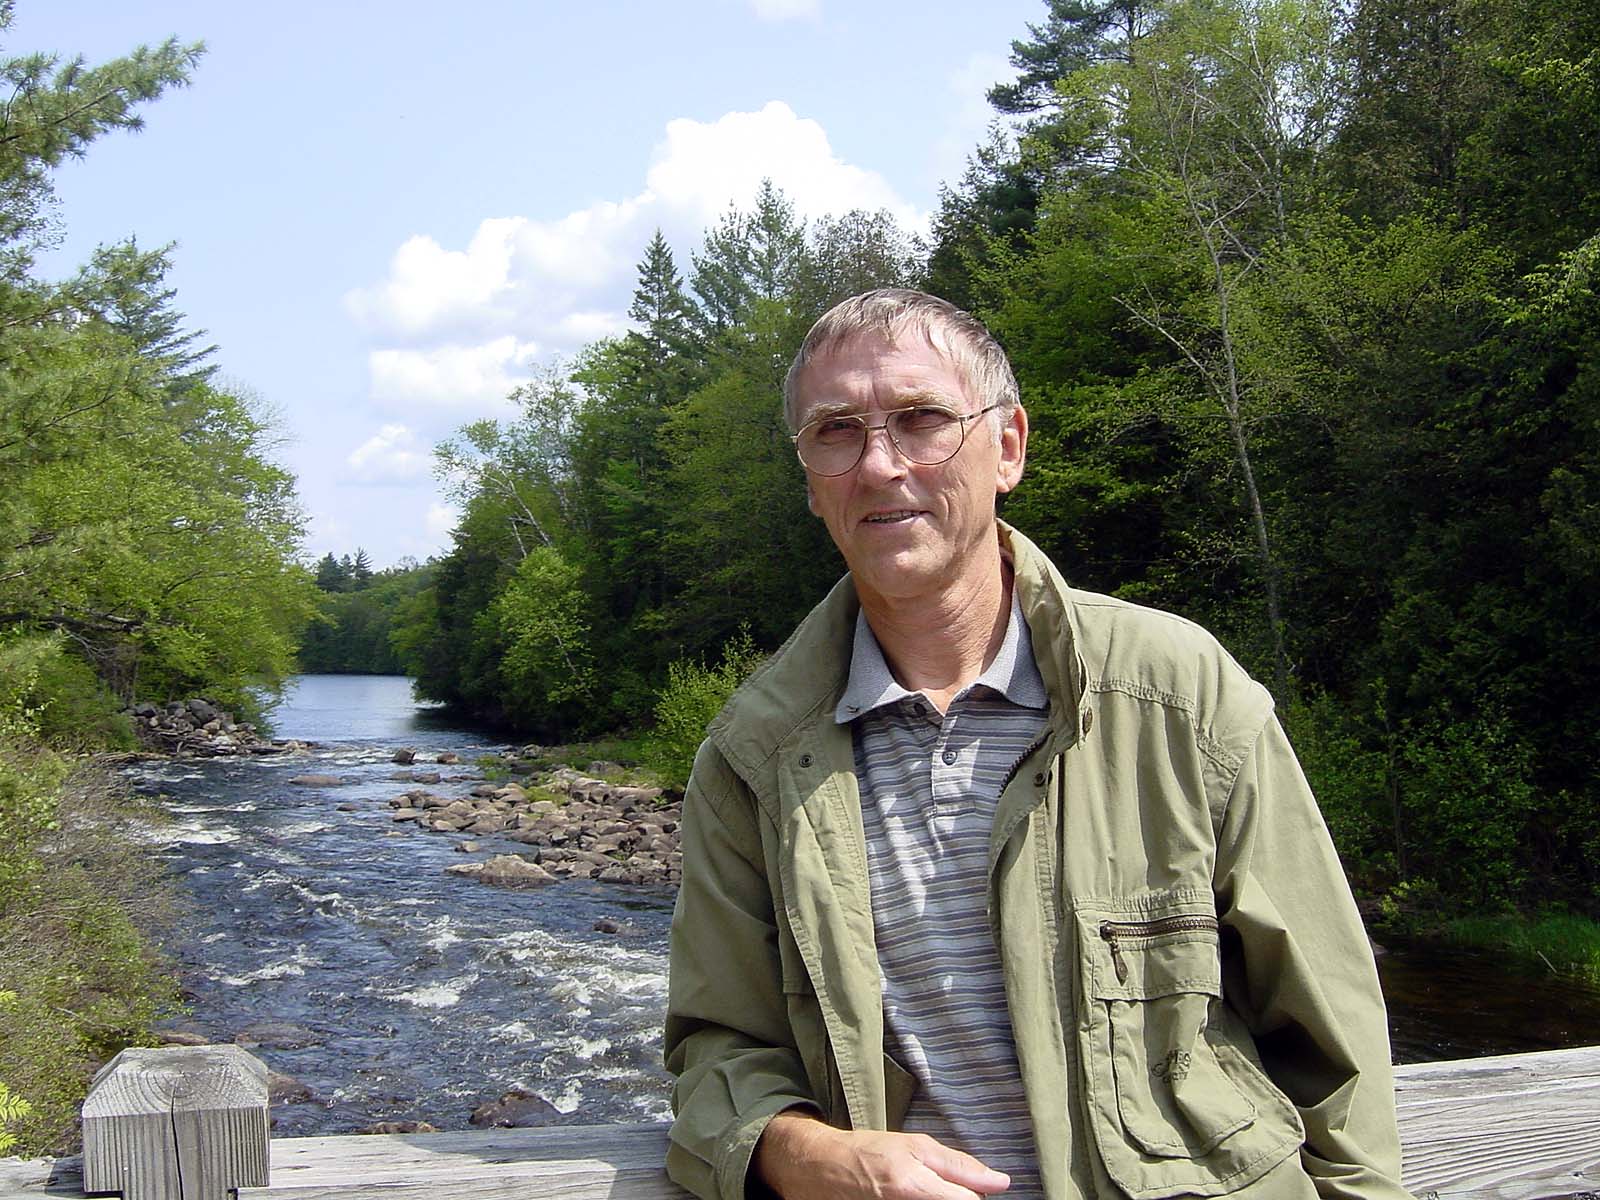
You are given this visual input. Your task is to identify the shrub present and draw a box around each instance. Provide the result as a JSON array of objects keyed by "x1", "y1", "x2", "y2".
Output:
[
  {"x1": 0, "y1": 649, "x2": 181, "y2": 1155},
  {"x1": 1283, "y1": 692, "x2": 1389, "y2": 879},
  {"x1": 646, "y1": 630, "x2": 766, "y2": 791},
  {"x1": 1397, "y1": 711, "x2": 1539, "y2": 909}
]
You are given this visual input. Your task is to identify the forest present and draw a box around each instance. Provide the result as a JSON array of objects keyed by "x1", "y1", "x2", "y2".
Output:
[
  {"x1": 0, "y1": 9, "x2": 315, "y2": 1151},
  {"x1": 0, "y1": 0, "x2": 1596, "y2": 1156}
]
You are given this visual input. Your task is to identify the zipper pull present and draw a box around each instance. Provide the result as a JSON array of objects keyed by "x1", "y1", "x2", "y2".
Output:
[{"x1": 1100, "y1": 921, "x2": 1129, "y2": 984}]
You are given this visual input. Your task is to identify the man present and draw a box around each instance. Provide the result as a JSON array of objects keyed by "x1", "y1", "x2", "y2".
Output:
[{"x1": 664, "y1": 289, "x2": 1413, "y2": 1200}]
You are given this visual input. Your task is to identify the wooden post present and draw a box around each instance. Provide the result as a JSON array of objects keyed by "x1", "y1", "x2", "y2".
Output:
[{"x1": 81, "y1": 1046, "x2": 268, "y2": 1200}]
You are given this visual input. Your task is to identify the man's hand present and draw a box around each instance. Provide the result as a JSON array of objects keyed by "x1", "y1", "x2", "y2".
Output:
[{"x1": 754, "y1": 1110, "x2": 1011, "y2": 1200}]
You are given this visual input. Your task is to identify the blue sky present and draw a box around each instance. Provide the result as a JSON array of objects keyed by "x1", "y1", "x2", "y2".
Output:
[{"x1": 20, "y1": 1, "x2": 1042, "y2": 567}]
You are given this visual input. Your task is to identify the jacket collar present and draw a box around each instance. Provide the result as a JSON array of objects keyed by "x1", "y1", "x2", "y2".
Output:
[{"x1": 708, "y1": 521, "x2": 1084, "y2": 779}]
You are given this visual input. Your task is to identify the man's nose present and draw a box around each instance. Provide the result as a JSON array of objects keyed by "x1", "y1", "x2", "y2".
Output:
[{"x1": 856, "y1": 421, "x2": 908, "y2": 478}]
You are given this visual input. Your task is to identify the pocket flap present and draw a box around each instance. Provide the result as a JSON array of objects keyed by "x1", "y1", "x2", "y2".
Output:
[{"x1": 1082, "y1": 909, "x2": 1223, "y2": 1001}]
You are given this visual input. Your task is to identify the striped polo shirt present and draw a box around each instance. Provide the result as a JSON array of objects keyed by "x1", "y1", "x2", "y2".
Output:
[{"x1": 835, "y1": 589, "x2": 1049, "y2": 1197}]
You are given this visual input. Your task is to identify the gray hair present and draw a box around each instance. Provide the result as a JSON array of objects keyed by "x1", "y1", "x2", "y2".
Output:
[{"x1": 782, "y1": 288, "x2": 1019, "y2": 433}]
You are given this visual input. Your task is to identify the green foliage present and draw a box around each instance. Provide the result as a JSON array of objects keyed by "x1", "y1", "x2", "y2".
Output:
[
  {"x1": 0, "y1": 682, "x2": 180, "y2": 1154},
  {"x1": 1444, "y1": 911, "x2": 1600, "y2": 987},
  {"x1": 1282, "y1": 694, "x2": 1389, "y2": 881},
  {"x1": 0, "y1": 1036, "x2": 30, "y2": 1155},
  {"x1": 646, "y1": 630, "x2": 766, "y2": 791},
  {"x1": 299, "y1": 560, "x2": 431, "y2": 674},
  {"x1": 1395, "y1": 714, "x2": 1539, "y2": 909},
  {"x1": 493, "y1": 546, "x2": 595, "y2": 719},
  {"x1": 0, "y1": 5, "x2": 308, "y2": 1155},
  {"x1": 400, "y1": 187, "x2": 916, "y2": 737}
]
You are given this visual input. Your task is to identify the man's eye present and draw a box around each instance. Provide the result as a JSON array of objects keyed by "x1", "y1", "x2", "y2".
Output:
[
  {"x1": 814, "y1": 418, "x2": 861, "y2": 442},
  {"x1": 896, "y1": 407, "x2": 957, "y2": 434}
]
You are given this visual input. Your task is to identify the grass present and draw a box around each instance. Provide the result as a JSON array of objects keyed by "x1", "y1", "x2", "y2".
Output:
[
  {"x1": 0, "y1": 761, "x2": 183, "y2": 1155},
  {"x1": 1442, "y1": 910, "x2": 1600, "y2": 986}
]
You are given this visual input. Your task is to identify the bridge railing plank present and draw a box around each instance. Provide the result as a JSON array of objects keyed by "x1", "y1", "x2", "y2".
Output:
[{"x1": 1, "y1": 1047, "x2": 1596, "y2": 1199}]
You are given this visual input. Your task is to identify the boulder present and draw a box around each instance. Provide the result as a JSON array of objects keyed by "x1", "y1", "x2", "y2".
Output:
[
  {"x1": 392, "y1": 747, "x2": 417, "y2": 765},
  {"x1": 186, "y1": 698, "x2": 220, "y2": 723},
  {"x1": 155, "y1": 1028, "x2": 211, "y2": 1047},
  {"x1": 469, "y1": 1088, "x2": 561, "y2": 1128},
  {"x1": 437, "y1": 752, "x2": 460, "y2": 765},
  {"x1": 362, "y1": 1120, "x2": 440, "y2": 1134},
  {"x1": 445, "y1": 854, "x2": 555, "y2": 886},
  {"x1": 269, "y1": 1069, "x2": 315, "y2": 1105},
  {"x1": 287, "y1": 774, "x2": 348, "y2": 788},
  {"x1": 235, "y1": 1021, "x2": 322, "y2": 1050}
]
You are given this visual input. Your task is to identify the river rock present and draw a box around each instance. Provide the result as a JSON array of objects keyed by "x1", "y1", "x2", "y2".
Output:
[
  {"x1": 445, "y1": 854, "x2": 555, "y2": 886},
  {"x1": 235, "y1": 1021, "x2": 323, "y2": 1049},
  {"x1": 156, "y1": 1028, "x2": 212, "y2": 1046},
  {"x1": 392, "y1": 747, "x2": 417, "y2": 764},
  {"x1": 288, "y1": 774, "x2": 349, "y2": 787},
  {"x1": 469, "y1": 1088, "x2": 561, "y2": 1128},
  {"x1": 122, "y1": 697, "x2": 282, "y2": 758},
  {"x1": 269, "y1": 1069, "x2": 316, "y2": 1105},
  {"x1": 186, "y1": 698, "x2": 220, "y2": 723},
  {"x1": 437, "y1": 752, "x2": 460, "y2": 764},
  {"x1": 362, "y1": 1120, "x2": 440, "y2": 1134}
]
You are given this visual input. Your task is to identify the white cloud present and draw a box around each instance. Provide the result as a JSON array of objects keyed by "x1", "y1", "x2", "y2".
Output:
[
  {"x1": 347, "y1": 423, "x2": 430, "y2": 482},
  {"x1": 747, "y1": 0, "x2": 821, "y2": 21},
  {"x1": 645, "y1": 102, "x2": 921, "y2": 233},
  {"x1": 346, "y1": 102, "x2": 928, "y2": 428},
  {"x1": 349, "y1": 103, "x2": 924, "y2": 357},
  {"x1": 368, "y1": 337, "x2": 540, "y2": 409},
  {"x1": 346, "y1": 218, "x2": 523, "y2": 338}
]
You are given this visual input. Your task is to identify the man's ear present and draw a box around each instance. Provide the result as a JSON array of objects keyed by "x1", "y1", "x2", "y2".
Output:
[
  {"x1": 996, "y1": 403, "x2": 1028, "y2": 495},
  {"x1": 806, "y1": 477, "x2": 819, "y2": 516}
]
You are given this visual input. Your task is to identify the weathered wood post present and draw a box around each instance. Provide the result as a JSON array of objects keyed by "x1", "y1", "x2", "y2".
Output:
[{"x1": 81, "y1": 1046, "x2": 268, "y2": 1200}]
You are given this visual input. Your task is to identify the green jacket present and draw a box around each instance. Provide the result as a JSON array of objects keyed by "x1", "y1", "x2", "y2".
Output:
[{"x1": 665, "y1": 525, "x2": 1413, "y2": 1200}]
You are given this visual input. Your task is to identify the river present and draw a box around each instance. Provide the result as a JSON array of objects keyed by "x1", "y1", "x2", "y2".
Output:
[{"x1": 135, "y1": 674, "x2": 1600, "y2": 1136}]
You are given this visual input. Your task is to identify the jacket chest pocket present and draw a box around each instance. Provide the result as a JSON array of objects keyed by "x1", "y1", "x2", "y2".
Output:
[{"x1": 1074, "y1": 901, "x2": 1303, "y2": 1198}]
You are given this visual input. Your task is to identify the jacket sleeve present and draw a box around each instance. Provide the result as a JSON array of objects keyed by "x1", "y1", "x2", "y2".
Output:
[
  {"x1": 664, "y1": 738, "x2": 821, "y2": 1200},
  {"x1": 1212, "y1": 715, "x2": 1416, "y2": 1200}
]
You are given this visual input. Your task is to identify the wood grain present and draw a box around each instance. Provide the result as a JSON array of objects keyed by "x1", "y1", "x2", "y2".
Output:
[{"x1": 79, "y1": 1046, "x2": 269, "y2": 1200}]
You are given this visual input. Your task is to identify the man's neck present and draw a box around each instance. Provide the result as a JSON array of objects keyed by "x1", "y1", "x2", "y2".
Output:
[{"x1": 857, "y1": 547, "x2": 1013, "y2": 714}]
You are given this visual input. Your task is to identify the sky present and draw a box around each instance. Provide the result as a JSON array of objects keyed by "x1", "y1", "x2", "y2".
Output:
[{"x1": 18, "y1": 1, "x2": 1042, "y2": 568}]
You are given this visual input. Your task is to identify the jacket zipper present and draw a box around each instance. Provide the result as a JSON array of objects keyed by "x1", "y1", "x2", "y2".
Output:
[{"x1": 1099, "y1": 914, "x2": 1220, "y2": 984}]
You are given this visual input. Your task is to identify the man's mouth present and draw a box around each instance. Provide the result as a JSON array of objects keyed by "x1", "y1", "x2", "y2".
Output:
[{"x1": 863, "y1": 510, "x2": 920, "y2": 524}]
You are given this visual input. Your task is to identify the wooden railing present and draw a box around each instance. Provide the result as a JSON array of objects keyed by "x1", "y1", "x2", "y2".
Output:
[{"x1": 0, "y1": 1044, "x2": 1595, "y2": 1199}]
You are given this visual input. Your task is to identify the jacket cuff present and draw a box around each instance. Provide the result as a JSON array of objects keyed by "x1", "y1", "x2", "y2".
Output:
[{"x1": 716, "y1": 1099, "x2": 823, "y2": 1200}]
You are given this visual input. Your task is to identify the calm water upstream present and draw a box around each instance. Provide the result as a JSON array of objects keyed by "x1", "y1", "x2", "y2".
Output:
[{"x1": 138, "y1": 674, "x2": 1600, "y2": 1136}]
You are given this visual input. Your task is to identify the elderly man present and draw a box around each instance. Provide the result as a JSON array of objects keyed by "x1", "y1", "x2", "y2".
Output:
[{"x1": 664, "y1": 289, "x2": 1412, "y2": 1200}]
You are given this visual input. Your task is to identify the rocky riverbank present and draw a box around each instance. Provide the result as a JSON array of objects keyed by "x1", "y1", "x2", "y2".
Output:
[
  {"x1": 381, "y1": 745, "x2": 681, "y2": 887},
  {"x1": 120, "y1": 706, "x2": 683, "y2": 887},
  {"x1": 121, "y1": 698, "x2": 308, "y2": 757}
]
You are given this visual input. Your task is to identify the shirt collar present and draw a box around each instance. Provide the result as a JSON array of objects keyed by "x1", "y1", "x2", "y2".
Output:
[{"x1": 834, "y1": 586, "x2": 1048, "y2": 723}]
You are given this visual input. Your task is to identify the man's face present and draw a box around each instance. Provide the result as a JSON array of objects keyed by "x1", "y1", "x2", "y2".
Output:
[{"x1": 793, "y1": 332, "x2": 1026, "y2": 610}]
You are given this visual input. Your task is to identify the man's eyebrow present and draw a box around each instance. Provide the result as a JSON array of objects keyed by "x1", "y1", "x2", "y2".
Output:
[{"x1": 800, "y1": 391, "x2": 954, "y2": 422}]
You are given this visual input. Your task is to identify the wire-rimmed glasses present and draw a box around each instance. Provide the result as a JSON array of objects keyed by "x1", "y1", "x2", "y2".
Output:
[{"x1": 792, "y1": 403, "x2": 1001, "y2": 477}]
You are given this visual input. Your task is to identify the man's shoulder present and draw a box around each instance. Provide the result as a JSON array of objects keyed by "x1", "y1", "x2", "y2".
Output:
[
  {"x1": 1063, "y1": 586, "x2": 1274, "y2": 748},
  {"x1": 1007, "y1": 526, "x2": 1273, "y2": 738},
  {"x1": 704, "y1": 573, "x2": 857, "y2": 777}
]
